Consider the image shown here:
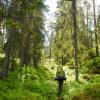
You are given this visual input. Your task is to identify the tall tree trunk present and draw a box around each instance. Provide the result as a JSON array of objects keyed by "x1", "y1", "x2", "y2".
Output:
[
  {"x1": 72, "y1": 0, "x2": 78, "y2": 81},
  {"x1": 86, "y1": 8, "x2": 90, "y2": 48},
  {"x1": 90, "y1": 19, "x2": 93, "y2": 48},
  {"x1": 93, "y1": 0, "x2": 99, "y2": 56},
  {"x1": 20, "y1": 44, "x2": 29, "y2": 79},
  {"x1": 2, "y1": 0, "x2": 11, "y2": 77},
  {"x1": 86, "y1": 8, "x2": 89, "y2": 33},
  {"x1": 3, "y1": 40, "x2": 11, "y2": 77}
]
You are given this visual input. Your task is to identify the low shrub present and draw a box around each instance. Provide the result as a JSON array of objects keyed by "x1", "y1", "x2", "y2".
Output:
[{"x1": 81, "y1": 56, "x2": 100, "y2": 74}]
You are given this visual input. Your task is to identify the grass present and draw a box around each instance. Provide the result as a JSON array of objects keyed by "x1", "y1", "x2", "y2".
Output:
[
  {"x1": 62, "y1": 74, "x2": 100, "y2": 100},
  {"x1": 0, "y1": 64, "x2": 100, "y2": 100},
  {"x1": 0, "y1": 66, "x2": 57, "y2": 100}
]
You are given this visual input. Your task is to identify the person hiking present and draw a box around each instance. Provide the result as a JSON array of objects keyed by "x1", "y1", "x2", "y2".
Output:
[{"x1": 55, "y1": 65, "x2": 66, "y2": 96}]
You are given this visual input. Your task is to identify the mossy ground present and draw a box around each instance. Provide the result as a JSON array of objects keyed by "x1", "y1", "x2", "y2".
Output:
[{"x1": 0, "y1": 63, "x2": 100, "y2": 100}]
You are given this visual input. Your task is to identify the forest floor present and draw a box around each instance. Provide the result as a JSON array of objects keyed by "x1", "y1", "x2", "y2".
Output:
[
  {"x1": 0, "y1": 58, "x2": 100, "y2": 100},
  {"x1": 44, "y1": 59, "x2": 100, "y2": 100}
]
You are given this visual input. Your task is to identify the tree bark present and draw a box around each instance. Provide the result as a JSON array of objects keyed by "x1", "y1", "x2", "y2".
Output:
[
  {"x1": 72, "y1": 0, "x2": 78, "y2": 81},
  {"x1": 3, "y1": 40, "x2": 11, "y2": 77},
  {"x1": 2, "y1": 0, "x2": 11, "y2": 77},
  {"x1": 93, "y1": 0, "x2": 99, "y2": 56}
]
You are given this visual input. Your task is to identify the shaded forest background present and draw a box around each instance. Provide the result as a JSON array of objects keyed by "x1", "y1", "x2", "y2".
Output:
[{"x1": 0, "y1": 0, "x2": 100, "y2": 100}]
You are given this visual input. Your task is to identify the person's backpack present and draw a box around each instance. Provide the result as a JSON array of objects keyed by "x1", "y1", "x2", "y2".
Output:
[{"x1": 55, "y1": 66, "x2": 66, "y2": 81}]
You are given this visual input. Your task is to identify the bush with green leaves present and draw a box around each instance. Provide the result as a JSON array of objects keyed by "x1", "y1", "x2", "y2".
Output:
[
  {"x1": 0, "y1": 66, "x2": 57, "y2": 100},
  {"x1": 87, "y1": 49, "x2": 96, "y2": 59},
  {"x1": 62, "y1": 75, "x2": 100, "y2": 100},
  {"x1": 81, "y1": 56, "x2": 100, "y2": 74}
]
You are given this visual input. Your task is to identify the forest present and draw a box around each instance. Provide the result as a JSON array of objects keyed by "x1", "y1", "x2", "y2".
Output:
[{"x1": 0, "y1": 0, "x2": 100, "y2": 100}]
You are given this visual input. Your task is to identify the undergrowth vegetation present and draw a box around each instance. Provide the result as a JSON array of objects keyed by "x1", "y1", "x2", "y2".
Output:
[
  {"x1": 62, "y1": 75, "x2": 100, "y2": 100},
  {"x1": 0, "y1": 66, "x2": 57, "y2": 100},
  {"x1": 78, "y1": 49, "x2": 100, "y2": 74},
  {"x1": 0, "y1": 65, "x2": 100, "y2": 100}
]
